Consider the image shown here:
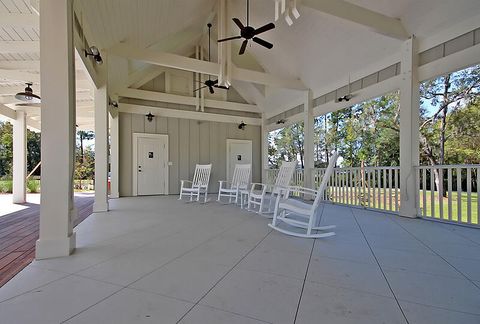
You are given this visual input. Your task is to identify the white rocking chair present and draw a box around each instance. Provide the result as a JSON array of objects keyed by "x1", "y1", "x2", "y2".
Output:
[
  {"x1": 248, "y1": 161, "x2": 296, "y2": 216},
  {"x1": 179, "y1": 164, "x2": 212, "y2": 203},
  {"x1": 269, "y1": 152, "x2": 339, "y2": 238},
  {"x1": 217, "y1": 164, "x2": 251, "y2": 204}
]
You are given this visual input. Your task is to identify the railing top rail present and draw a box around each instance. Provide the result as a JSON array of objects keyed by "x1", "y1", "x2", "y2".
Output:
[{"x1": 416, "y1": 164, "x2": 480, "y2": 169}]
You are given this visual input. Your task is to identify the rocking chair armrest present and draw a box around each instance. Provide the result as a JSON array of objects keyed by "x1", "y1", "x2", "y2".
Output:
[
  {"x1": 250, "y1": 183, "x2": 267, "y2": 194},
  {"x1": 180, "y1": 180, "x2": 193, "y2": 188}
]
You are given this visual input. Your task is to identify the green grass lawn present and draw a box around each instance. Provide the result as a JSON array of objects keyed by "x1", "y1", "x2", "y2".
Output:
[{"x1": 328, "y1": 186, "x2": 478, "y2": 225}]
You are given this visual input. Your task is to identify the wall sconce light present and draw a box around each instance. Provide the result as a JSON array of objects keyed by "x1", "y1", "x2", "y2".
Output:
[
  {"x1": 276, "y1": 119, "x2": 286, "y2": 125},
  {"x1": 85, "y1": 46, "x2": 103, "y2": 65},
  {"x1": 146, "y1": 112, "x2": 154, "y2": 122},
  {"x1": 109, "y1": 100, "x2": 118, "y2": 108},
  {"x1": 238, "y1": 121, "x2": 246, "y2": 130}
]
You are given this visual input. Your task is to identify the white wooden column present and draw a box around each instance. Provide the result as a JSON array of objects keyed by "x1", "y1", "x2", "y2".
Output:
[
  {"x1": 12, "y1": 110, "x2": 27, "y2": 204},
  {"x1": 36, "y1": 0, "x2": 76, "y2": 259},
  {"x1": 109, "y1": 113, "x2": 119, "y2": 199},
  {"x1": 399, "y1": 37, "x2": 420, "y2": 218},
  {"x1": 261, "y1": 114, "x2": 269, "y2": 183},
  {"x1": 304, "y1": 89, "x2": 315, "y2": 189},
  {"x1": 93, "y1": 85, "x2": 109, "y2": 212}
]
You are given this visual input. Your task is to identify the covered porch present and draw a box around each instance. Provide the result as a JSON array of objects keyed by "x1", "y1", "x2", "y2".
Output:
[{"x1": 1, "y1": 196, "x2": 479, "y2": 323}]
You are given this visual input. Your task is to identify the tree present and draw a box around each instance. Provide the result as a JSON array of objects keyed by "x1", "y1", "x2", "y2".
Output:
[
  {"x1": 77, "y1": 131, "x2": 95, "y2": 163},
  {"x1": 420, "y1": 65, "x2": 480, "y2": 194},
  {"x1": 0, "y1": 121, "x2": 13, "y2": 177}
]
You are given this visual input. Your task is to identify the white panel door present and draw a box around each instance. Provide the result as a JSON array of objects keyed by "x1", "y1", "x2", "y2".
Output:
[
  {"x1": 136, "y1": 136, "x2": 168, "y2": 195},
  {"x1": 227, "y1": 139, "x2": 252, "y2": 182}
]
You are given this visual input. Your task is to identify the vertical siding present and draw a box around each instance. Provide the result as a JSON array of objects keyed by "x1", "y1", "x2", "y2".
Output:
[{"x1": 118, "y1": 112, "x2": 261, "y2": 196}]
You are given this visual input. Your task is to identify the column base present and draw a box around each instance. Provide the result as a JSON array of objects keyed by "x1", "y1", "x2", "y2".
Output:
[
  {"x1": 109, "y1": 192, "x2": 119, "y2": 199},
  {"x1": 35, "y1": 232, "x2": 76, "y2": 260},
  {"x1": 12, "y1": 194, "x2": 26, "y2": 204},
  {"x1": 93, "y1": 201, "x2": 109, "y2": 213},
  {"x1": 399, "y1": 206, "x2": 418, "y2": 218}
]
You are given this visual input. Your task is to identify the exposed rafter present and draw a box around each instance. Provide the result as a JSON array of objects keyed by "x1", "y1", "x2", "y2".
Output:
[
  {"x1": 0, "y1": 41, "x2": 39, "y2": 54},
  {"x1": 301, "y1": 0, "x2": 409, "y2": 40},
  {"x1": 109, "y1": 44, "x2": 306, "y2": 90},
  {"x1": 119, "y1": 88, "x2": 259, "y2": 113},
  {"x1": 0, "y1": 13, "x2": 39, "y2": 28}
]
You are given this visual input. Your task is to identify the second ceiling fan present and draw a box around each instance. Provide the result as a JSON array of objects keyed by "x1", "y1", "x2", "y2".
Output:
[{"x1": 218, "y1": 0, "x2": 275, "y2": 55}]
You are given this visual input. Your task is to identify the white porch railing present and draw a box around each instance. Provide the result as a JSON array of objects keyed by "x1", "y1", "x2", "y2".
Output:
[
  {"x1": 265, "y1": 166, "x2": 401, "y2": 212},
  {"x1": 416, "y1": 165, "x2": 479, "y2": 226},
  {"x1": 266, "y1": 164, "x2": 479, "y2": 227}
]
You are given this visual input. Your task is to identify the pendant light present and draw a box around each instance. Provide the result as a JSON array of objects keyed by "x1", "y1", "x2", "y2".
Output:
[{"x1": 15, "y1": 82, "x2": 41, "y2": 104}]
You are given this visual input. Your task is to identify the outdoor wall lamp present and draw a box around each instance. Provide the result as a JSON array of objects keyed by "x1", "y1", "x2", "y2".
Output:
[
  {"x1": 276, "y1": 119, "x2": 286, "y2": 125},
  {"x1": 146, "y1": 112, "x2": 155, "y2": 122},
  {"x1": 238, "y1": 121, "x2": 246, "y2": 130},
  {"x1": 84, "y1": 46, "x2": 103, "y2": 65}
]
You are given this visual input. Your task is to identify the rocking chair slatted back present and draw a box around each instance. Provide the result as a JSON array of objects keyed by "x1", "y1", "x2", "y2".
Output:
[
  {"x1": 273, "y1": 161, "x2": 296, "y2": 193},
  {"x1": 192, "y1": 164, "x2": 212, "y2": 187},
  {"x1": 313, "y1": 151, "x2": 339, "y2": 207},
  {"x1": 230, "y1": 164, "x2": 251, "y2": 189}
]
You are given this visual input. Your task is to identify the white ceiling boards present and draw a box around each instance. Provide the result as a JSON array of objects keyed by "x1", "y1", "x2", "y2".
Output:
[{"x1": 1, "y1": 0, "x2": 480, "y2": 125}]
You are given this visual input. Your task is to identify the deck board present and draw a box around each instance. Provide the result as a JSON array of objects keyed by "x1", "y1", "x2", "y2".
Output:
[{"x1": 0, "y1": 194, "x2": 94, "y2": 287}]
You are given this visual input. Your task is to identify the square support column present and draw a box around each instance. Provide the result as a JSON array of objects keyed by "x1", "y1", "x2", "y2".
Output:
[
  {"x1": 109, "y1": 112, "x2": 119, "y2": 199},
  {"x1": 399, "y1": 37, "x2": 420, "y2": 218},
  {"x1": 303, "y1": 89, "x2": 315, "y2": 189},
  {"x1": 93, "y1": 85, "x2": 109, "y2": 212},
  {"x1": 36, "y1": 0, "x2": 76, "y2": 259},
  {"x1": 13, "y1": 110, "x2": 27, "y2": 204},
  {"x1": 261, "y1": 114, "x2": 269, "y2": 183}
]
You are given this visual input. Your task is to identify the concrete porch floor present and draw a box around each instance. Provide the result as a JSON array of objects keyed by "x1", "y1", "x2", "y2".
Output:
[{"x1": 0, "y1": 196, "x2": 479, "y2": 324}]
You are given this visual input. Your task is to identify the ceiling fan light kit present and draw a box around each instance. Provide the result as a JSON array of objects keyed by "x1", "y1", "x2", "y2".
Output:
[{"x1": 217, "y1": 0, "x2": 275, "y2": 55}]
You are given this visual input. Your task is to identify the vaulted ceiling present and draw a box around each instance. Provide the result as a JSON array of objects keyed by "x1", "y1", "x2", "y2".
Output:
[{"x1": 1, "y1": 0, "x2": 480, "y2": 126}]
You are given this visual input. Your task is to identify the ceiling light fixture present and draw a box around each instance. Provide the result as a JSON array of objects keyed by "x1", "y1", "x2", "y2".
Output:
[
  {"x1": 85, "y1": 46, "x2": 103, "y2": 65},
  {"x1": 15, "y1": 82, "x2": 41, "y2": 103}
]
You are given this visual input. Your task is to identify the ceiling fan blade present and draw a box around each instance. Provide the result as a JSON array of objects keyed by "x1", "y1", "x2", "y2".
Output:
[
  {"x1": 208, "y1": 86, "x2": 215, "y2": 94},
  {"x1": 215, "y1": 84, "x2": 230, "y2": 90},
  {"x1": 254, "y1": 22, "x2": 275, "y2": 35},
  {"x1": 212, "y1": 79, "x2": 218, "y2": 84},
  {"x1": 217, "y1": 35, "x2": 242, "y2": 43},
  {"x1": 193, "y1": 85, "x2": 207, "y2": 92},
  {"x1": 239, "y1": 39, "x2": 248, "y2": 55},
  {"x1": 252, "y1": 37, "x2": 273, "y2": 49},
  {"x1": 232, "y1": 18, "x2": 245, "y2": 30}
]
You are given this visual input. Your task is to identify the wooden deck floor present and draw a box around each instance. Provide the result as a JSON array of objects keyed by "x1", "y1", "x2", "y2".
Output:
[{"x1": 0, "y1": 194, "x2": 94, "y2": 287}]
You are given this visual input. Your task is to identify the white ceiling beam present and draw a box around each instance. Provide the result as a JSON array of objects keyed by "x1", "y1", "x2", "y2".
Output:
[
  {"x1": 0, "y1": 41, "x2": 39, "y2": 54},
  {"x1": 0, "y1": 103, "x2": 17, "y2": 120},
  {"x1": 0, "y1": 13, "x2": 39, "y2": 28},
  {"x1": 119, "y1": 88, "x2": 259, "y2": 113},
  {"x1": 119, "y1": 103, "x2": 261, "y2": 126},
  {"x1": 0, "y1": 60, "x2": 40, "y2": 70},
  {"x1": 128, "y1": 66, "x2": 167, "y2": 89},
  {"x1": 110, "y1": 44, "x2": 306, "y2": 90},
  {"x1": 301, "y1": 0, "x2": 409, "y2": 40}
]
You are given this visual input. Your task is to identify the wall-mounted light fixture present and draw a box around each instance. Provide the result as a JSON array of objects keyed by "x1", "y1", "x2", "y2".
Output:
[
  {"x1": 238, "y1": 121, "x2": 246, "y2": 130},
  {"x1": 276, "y1": 119, "x2": 286, "y2": 125},
  {"x1": 109, "y1": 100, "x2": 118, "y2": 108},
  {"x1": 146, "y1": 112, "x2": 154, "y2": 122},
  {"x1": 84, "y1": 46, "x2": 103, "y2": 65}
]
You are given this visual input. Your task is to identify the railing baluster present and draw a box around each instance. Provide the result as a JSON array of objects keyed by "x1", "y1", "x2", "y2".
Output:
[
  {"x1": 422, "y1": 168, "x2": 427, "y2": 217},
  {"x1": 395, "y1": 168, "x2": 399, "y2": 212},
  {"x1": 467, "y1": 167, "x2": 472, "y2": 224},
  {"x1": 457, "y1": 167, "x2": 462, "y2": 222},
  {"x1": 439, "y1": 168, "x2": 444, "y2": 220},
  {"x1": 382, "y1": 169, "x2": 387, "y2": 210},
  {"x1": 447, "y1": 168, "x2": 452, "y2": 222},
  {"x1": 477, "y1": 167, "x2": 480, "y2": 225},
  {"x1": 367, "y1": 169, "x2": 372, "y2": 208},
  {"x1": 377, "y1": 169, "x2": 381, "y2": 209},
  {"x1": 346, "y1": 169, "x2": 350, "y2": 205},
  {"x1": 430, "y1": 167, "x2": 435, "y2": 218},
  {"x1": 388, "y1": 168, "x2": 393, "y2": 211},
  {"x1": 372, "y1": 169, "x2": 376, "y2": 209}
]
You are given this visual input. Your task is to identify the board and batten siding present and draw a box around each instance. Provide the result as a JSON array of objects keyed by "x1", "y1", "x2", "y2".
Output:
[{"x1": 119, "y1": 112, "x2": 261, "y2": 196}]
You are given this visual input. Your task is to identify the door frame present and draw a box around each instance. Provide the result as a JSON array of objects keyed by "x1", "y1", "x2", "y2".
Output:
[
  {"x1": 226, "y1": 139, "x2": 253, "y2": 182},
  {"x1": 132, "y1": 133, "x2": 169, "y2": 196}
]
